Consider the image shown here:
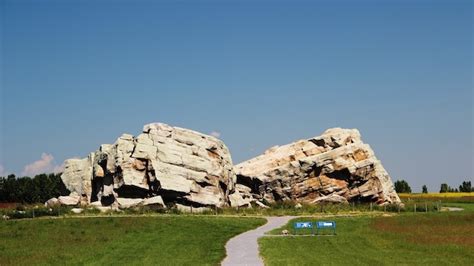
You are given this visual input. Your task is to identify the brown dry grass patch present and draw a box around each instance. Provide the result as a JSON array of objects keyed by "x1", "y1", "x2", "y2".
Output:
[
  {"x1": 371, "y1": 213, "x2": 474, "y2": 247},
  {"x1": 0, "y1": 202, "x2": 17, "y2": 209}
]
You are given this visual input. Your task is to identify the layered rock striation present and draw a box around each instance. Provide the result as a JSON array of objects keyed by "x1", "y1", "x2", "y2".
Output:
[
  {"x1": 61, "y1": 123, "x2": 236, "y2": 209},
  {"x1": 235, "y1": 128, "x2": 401, "y2": 205}
]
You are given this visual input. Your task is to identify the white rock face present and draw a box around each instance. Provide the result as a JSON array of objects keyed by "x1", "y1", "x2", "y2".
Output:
[
  {"x1": 116, "y1": 198, "x2": 144, "y2": 209},
  {"x1": 142, "y1": 196, "x2": 165, "y2": 207},
  {"x1": 45, "y1": 197, "x2": 60, "y2": 208},
  {"x1": 62, "y1": 157, "x2": 93, "y2": 197},
  {"x1": 58, "y1": 192, "x2": 81, "y2": 206},
  {"x1": 61, "y1": 123, "x2": 236, "y2": 209},
  {"x1": 235, "y1": 128, "x2": 401, "y2": 205},
  {"x1": 71, "y1": 208, "x2": 83, "y2": 214},
  {"x1": 228, "y1": 192, "x2": 251, "y2": 208},
  {"x1": 175, "y1": 203, "x2": 211, "y2": 213}
]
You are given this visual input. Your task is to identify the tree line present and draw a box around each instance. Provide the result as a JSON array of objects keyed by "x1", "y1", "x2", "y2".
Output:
[
  {"x1": 1, "y1": 173, "x2": 471, "y2": 203},
  {"x1": 394, "y1": 179, "x2": 473, "y2": 193},
  {"x1": 0, "y1": 173, "x2": 69, "y2": 204}
]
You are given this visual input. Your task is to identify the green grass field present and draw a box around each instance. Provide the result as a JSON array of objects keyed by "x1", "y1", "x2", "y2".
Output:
[
  {"x1": 259, "y1": 212, "x2": 474, "y2": 265},
  {"x1": 1, "y1": 193, "x2": 472, "y2": 265},
  {"x1": 0, "y1": 216, "x2": 265, "y2": 265}
]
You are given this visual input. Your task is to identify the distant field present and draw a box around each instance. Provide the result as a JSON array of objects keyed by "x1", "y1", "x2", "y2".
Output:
[
  {"x1": 0, "y1": 216, "x2": 265, "y2": 265},
  {"x1": 399, "y1": 192, "x2": 474, "y2": 198},
  {"x1": 260, "y1": 212, "x2": 474, "y2": 265},
  {"x1": 399, "y1": 192, "x2": 474, "y2": 209}
]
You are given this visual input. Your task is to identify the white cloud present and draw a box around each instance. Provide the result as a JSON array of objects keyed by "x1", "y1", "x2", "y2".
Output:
[
  {"x1": 210, "y1": 131, "x2": 221, "y2": 138},
  {"x1": 22, "y1": 153, "x2": 64, "y2": 176}
]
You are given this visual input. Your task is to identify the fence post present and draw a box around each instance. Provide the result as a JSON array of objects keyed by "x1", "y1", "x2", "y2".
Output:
[
  {"x1": 425, "y1": 203, "x2": 428, "y2": 213},
  {"x1": 414, "y1": 204, "x2": 416, "y2": 213},
  {"x1": 397, "y1": 204, "x2": 400, "y2": 213},
  {"x1": 370, "y1": 202, "x2": 373, "y2": 212},
  {"x1": 384, "y1": 204, "x2": 386, "y2": 212}
]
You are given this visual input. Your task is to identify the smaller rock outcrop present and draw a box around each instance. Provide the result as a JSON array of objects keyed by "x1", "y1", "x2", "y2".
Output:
[{"x1": 235, "y1": 128, "x2": 401, "y2": 205}]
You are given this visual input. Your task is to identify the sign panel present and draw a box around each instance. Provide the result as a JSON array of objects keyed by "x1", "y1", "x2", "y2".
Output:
[
  {"x1": 316, "y1": 221, "x2": 336, "y2": 235},
  {"x1": 317, "y1": 221, "x2": 335, "y2": 228},
  {"x1": 294, "y1": 222, "x2": 313, "y2": 229}
]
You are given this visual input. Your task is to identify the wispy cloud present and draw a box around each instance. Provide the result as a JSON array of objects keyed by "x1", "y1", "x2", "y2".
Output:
[
  {"x1": 210, "y1": 131, "x2": 221, "y2": 138},
  {"x1": 22, "y1": 153, "x2": 64, "y2": 176}
]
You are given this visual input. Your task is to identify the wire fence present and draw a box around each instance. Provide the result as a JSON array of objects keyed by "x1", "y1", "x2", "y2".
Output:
[{"x1": 0, "y1": 199, "x2": 458, "y2": 220}]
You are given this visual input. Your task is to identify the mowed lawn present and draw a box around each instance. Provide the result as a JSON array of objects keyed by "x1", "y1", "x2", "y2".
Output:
[
  {"x1": 259, "y1": 212, "x2": 474, "y2": 265},
  {"x1": 0, "y1": 216, "x2": 265, "y2": 265}
]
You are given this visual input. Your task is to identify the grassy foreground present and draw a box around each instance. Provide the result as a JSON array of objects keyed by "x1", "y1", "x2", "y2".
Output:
[
  {"x1": 0, "y1": 216, "x2": 265, "y2": 265},
  {"x1": 259, "y1": 212, "x2": 474, "y2": 265}
]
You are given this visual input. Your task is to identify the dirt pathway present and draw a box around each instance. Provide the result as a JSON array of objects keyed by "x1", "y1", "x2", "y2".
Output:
[{"x1": 221, "y1": 216, "x2": 294, "y2": 266}]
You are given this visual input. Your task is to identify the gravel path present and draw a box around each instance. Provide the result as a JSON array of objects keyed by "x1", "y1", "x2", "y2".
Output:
[{"x1": 221, "y1": 216, "x2": 294, "y2": 266}]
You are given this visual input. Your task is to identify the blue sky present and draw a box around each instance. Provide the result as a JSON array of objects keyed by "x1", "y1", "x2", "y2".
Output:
[{"x1": 1, "y1": 0, "x2": 472, "y2": 192}]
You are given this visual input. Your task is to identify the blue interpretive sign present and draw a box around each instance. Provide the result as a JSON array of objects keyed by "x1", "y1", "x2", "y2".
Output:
[
  {"x1": 294, "y1": 222, "x2": 313, "y2": 229},
  {"x1": 292, "y1": 221, "x2": 336, "y2": 235},
  {"x1": 316, "y1": 221, "x2": 336, "y2": 235},
  {"x1": 293, "y1": 221, "x2": 313, "y2": 235}
]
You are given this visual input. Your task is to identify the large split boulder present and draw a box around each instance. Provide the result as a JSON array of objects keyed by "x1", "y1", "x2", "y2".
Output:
[
  {"x1": 59, "y1": 124, "x2": 401, "y2": 210},
  {"x1": 61, "y1": 123, "x2": 236, "y2": 209},
  {"x1": 235, "y1": 128, "x2": 401, "y2": 205}
]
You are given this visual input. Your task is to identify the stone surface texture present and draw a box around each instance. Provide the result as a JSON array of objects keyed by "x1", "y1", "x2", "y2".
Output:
[
  {"x1": 235, "y1": 128, "x2": 401, "y2": 205},
  {"x1": 61, "y1": 123, "x2": 236, "y2": 209}
]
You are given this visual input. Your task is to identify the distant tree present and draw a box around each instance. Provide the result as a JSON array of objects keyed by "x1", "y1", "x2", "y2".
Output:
[
  {"x1": 446, "y1": 185, "x2": 457, "y2": 193},
  {"x1": 459, "y1": 181, "x2": 472, "y2": 193},
  {"x1": 394, "y1": 180, "x2": 412, "y2": 193},
  {"x1": 0, "y1": 173, "x2": 68, "y2": 203},
  {"x1": 440, "y1": 183, "x2": 449, "y2": 193},
  {"x1": 422, "y1": 185, "x2": 428, "y2": 193},
  {"x1": 3, "y1": 175, "x2": 19, "y2": 201},
  {"x1": 0, "y1": 176, "x2": 5, "y2": 201}
]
